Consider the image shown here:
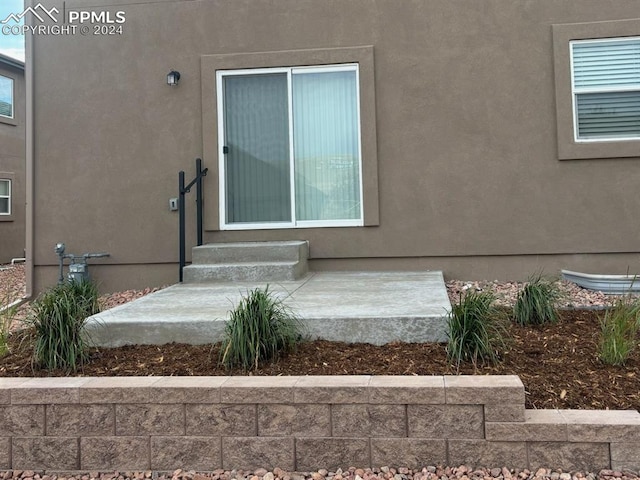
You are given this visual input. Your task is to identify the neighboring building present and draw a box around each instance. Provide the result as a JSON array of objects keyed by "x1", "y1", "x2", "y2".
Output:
[
  {"x1": 28, "y1": 0, "x2": 640, "y2": 293},
  {"x1": 0, "y1": 53, "x2": 25, "y2": 264}
]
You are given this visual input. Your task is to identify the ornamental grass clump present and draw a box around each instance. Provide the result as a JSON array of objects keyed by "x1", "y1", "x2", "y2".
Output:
[
  {"x1": 29, "y1": 279, "x2": 100, "y2": 372},
  {"x1": 220, "y1": 286, "x2": 305, "y2": 370},
  {"x1": 0, "y1": 304, "x2": 17, "y2": 357},
  {"x1": 513, "y1": 273, "x2": 562, "y2": 326},
  {"x1": 599, "y1": 296, "x2": 640, "y2": 366},
  {"x1": 0, "y1": 290, "x2": 18, "y2": 357},
  {"x1": 446, "y1": 289, "x2": 507, "y2": 369}
]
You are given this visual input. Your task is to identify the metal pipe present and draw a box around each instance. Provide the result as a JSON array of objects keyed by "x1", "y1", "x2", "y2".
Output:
[
  {"x1": 178, "y1": 170, "x2": 186, "y2": 282},
  {"x1": 178, "y1": 159, "x2": 209, "y2": 282},
  {"x1": 196, "y1": 158, "x2": 204, "y2": 246},
  {"x1": 0, "y1": 297, "x2": 28, "y2": 315},
  {"x1": 57, "y1": 253, "x2": 64, "y2": 284},
  {"x1": 55, "y1": 243, "x2": 66, "y2": 284},
  {"x1": 24, "y1": 0, "x2": 34, "y2": 298}
]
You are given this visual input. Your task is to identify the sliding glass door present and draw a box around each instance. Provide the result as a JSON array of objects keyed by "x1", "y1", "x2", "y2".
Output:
[{"x1": 217, "y1": 64, "x2": 363, "y2": 229}]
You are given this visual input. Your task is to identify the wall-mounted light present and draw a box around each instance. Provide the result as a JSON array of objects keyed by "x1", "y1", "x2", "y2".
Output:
[{"x1": 167, "y1": 70, "x2": 181, "y2": 86}]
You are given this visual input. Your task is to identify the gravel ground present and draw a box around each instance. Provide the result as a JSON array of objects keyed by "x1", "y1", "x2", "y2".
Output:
[
  {"x1": 0, "y1": 466, "x2": 636, "y2": 480},
  {"x1": 0, "y1": 264, "x2": 26, "y2": 306},
  {"x1": 444, "y1": 279, "x2": 617, "y2": 309},
  {"x1": 1, "y1": 266, "x2": 639, "y2": 478},
  {"x1": 0, "y1": 265, "x2": 162, "y2": 326},
  {"x1": 1, "y1": 265, "x2": 629, "y2": 312}
]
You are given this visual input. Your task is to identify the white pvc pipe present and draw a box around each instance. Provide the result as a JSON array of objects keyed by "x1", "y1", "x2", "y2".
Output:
[{"x1": 0, "y1": 297, "x2": 26, "y2": 315}]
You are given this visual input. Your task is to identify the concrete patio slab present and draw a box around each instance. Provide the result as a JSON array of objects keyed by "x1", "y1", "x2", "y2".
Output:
[{"x1": 85, "y1": 271, "x2": 450, "y2": 347}]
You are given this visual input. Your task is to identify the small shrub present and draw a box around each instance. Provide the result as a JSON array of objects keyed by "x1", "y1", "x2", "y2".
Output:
[
  {"x1": 0, "y1": 302, "x2": 17, "y2": 357},
  {"x1": 220, "y1": 286, "x2": 305, "y2": 370},
  {"x1": 29, "y1": 279, "x2": 100, "y2": 372},
  {"x1": 0, "y1": 277, "x2": 22, "y2": 356},
  {"x1": 0, "y1": 287, "x2": 19, "y2": 356},
  {"x1": 599, "y1": 297, "x2": 640, "y2": 366},
  {"x1": 513, "y1": 273, "x2": 562, "y2": 326},
  {"x1": 446, "y1": 289, "x2": 507, "y2": 369}
]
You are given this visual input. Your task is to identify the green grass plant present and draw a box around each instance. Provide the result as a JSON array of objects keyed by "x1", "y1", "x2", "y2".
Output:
[
  {"x1": 599, "y1": 296, "x2": 640, "y2": 366},
  {"x1": 513, "y1": 273, "x2": 562, "y2": 326},
  {"x1": 0, "y1": 300, "x2": 17, "y2": 356},
  {"x1": 29, "y1": 279, "x2": 100, "y2": 372},
  {"x1": 446, "y1": 289, "x2": 507, "y2": 369},
  {"x1": 220, "y1": 286, "x2": 305, "y2": 370},
  {"x1": 0, "y1": 275, "x2": 25, "y2": 357}
]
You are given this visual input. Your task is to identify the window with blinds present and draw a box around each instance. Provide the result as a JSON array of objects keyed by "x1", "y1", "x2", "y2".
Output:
[
  {"x1": 0, "y1": 179, "x2": 10, "y2": 215},
  {"x1": 0, "y1": 75, "x2": 13, "y2": 119},
  {"x1": 571, "y1": 37, "x2": 640, "y2": 141}
]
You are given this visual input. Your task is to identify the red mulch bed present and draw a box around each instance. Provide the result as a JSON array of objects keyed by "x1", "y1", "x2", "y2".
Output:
[{"x1": 0, "y1": 309, "x2": 638, "y2": 411}]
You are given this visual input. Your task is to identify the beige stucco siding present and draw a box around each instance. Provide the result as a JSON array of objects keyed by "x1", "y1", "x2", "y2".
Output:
[
  {"x1": 31, "y1": 0, "x2": 640, "y2": 292},
  {"x1": 0, "y1": 59, "x2": 25, "y2": 264}
]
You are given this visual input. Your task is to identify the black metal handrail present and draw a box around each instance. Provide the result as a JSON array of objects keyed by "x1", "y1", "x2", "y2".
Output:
[{"x1": 178, "y1": 158, "x2": 208, "y2": 282}]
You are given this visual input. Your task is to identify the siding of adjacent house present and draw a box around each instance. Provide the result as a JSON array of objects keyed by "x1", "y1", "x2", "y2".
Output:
[
  {"x1": 0, "y1": 56, "x2": 25, "y2": 264},
  {"x1": 30, "y1": 0, "x2": 640, "y2": 292}
]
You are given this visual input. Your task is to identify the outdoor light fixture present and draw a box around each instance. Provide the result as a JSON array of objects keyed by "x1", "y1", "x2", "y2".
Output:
[{"x1": 167, "y1": 70, "x2": 181, "y2": 86}]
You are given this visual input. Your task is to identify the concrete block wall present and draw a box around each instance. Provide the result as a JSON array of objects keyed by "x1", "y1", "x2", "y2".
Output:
[{"x1": 0, "y1": 376, "x2": 638, "y2": 473}]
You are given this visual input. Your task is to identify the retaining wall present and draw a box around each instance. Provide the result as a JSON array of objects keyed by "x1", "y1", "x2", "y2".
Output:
[{"x1": 0, "y1": 375, "x2": 638, "y2": 473}]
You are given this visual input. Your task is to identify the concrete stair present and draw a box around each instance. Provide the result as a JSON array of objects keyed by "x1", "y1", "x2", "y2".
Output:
[{"x1": 182, "y1": 241, "x2": 309, "y2": 283}]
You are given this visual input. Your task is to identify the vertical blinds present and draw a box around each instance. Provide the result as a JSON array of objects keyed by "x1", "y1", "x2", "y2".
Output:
[
  {"x1": 223, "y1": 73, "x2": 292, "y2": 223},
  {"x1": 292, "y1": 70, "x2": 361, "y2": 221},
  {"x1": 572, "y1": 38, "x2": 640, "y2": 139},
  {"x1": 220, "y1": 65, "x2": 362, "y2": 226}
]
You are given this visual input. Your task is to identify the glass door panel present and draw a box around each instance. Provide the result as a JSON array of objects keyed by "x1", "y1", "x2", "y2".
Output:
[
  {"x1": 292, "y1": 69, "x2": 361, "y2": 221},
  {"x1": 223, "y1": 73, "x2": 292, "y2": 224}
]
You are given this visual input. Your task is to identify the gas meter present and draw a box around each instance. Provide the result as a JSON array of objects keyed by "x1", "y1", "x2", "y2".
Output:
[{"x1": 55, "y1": 243, "x2": 110, "y2": 284}]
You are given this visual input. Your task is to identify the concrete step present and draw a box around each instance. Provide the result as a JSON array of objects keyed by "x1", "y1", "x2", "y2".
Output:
[
  {"x1": 185, "y1": 241, "x2": 309, "y2": 283},
  {"x1": 182, "y1": 261, "x2": 308, "y2": 283},
  {"x1": 191, "y1": 241, "x2": 308, "y2": 265}
]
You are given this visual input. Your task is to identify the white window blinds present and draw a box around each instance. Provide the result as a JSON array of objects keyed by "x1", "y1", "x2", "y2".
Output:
[
  {"x1": 571, "y1": 38, "x2": 640, "y2": 140},
  {"x1": 0, "y1": 180, "x2": 10, "y2": 215}
]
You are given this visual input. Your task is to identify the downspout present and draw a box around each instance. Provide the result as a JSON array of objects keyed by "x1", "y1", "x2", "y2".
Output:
[{"x1": 24, "y1": 0, "x2": 34, "y2": 300}]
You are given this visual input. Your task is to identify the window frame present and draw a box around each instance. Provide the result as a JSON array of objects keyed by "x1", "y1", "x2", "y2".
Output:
[
  {"x1": 0, "y1": 179, "x2": 11, "y2": 216},
  {"x1": 570, "y1": 36, "x2": 640, "y2": 143},
  {"x1": 553, "y1": 19, "x2": 640, "y2": 160},
  {"x1": 0, "y1": 74, "x2": 14, "y2": 120},
  {"x1": 216, "y1": 63, "x2": 364, "y2": 231},
  {"x1": 201, "y1": 46, "x2": 379, "y2": 231}
]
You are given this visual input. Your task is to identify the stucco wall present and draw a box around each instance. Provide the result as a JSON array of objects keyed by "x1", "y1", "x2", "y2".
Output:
[
  {"x1": 30, "y1": 0, "x2": 640, "y2": 292},
  {"x1": 0, "y1": 375, "x2": 637, "y2": 472},
  {"x1": 0, "y1": 59, "x2": 25, "y2": 264}
]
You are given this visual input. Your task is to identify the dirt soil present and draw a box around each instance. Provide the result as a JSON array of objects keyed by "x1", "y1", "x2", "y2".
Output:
[{"x1": 0, "y1": 309, "x2": 638, "y2": 412}]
